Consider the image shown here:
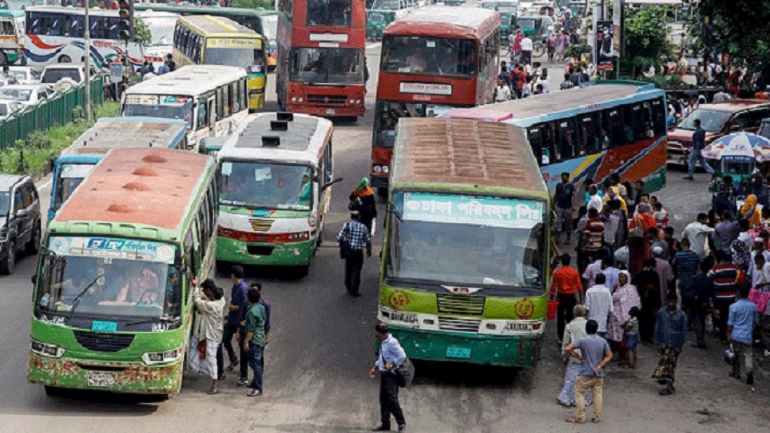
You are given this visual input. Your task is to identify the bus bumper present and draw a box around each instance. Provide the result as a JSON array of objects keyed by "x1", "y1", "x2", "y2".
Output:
[
  {"x1": 28, "y1": 352, "x2": 183, "y2": 394},
  {"x1": 285, "y1": 103, "x2": 365, "y2": 118},
  {"x1": 388, "y1": 326, "x2": 542, "y2": 367},
  {"x1": 216, "y1": 236, "x2": 314, "y2": 266},
  {"x1": 370, "y1": 173, "x2": 389, "y2": 189}
]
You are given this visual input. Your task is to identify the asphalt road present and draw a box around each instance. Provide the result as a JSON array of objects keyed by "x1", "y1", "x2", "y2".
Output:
[{"x1": 0, "y1": 43, "x2": 768, "y2": 433}]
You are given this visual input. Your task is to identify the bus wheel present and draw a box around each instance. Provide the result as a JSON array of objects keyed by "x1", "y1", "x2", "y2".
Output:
[
  {"x1": 296, "y1": 264, "x2": 309, "y2": 277},
  {"x1": 376, "y1": 187, "x2": 388, "y2": 198},
  {"x1": 58, "y1": 55, "x2": 72, "y2": 63},
  {"x1": 0, "y1": 52, "x2": 7, "y2": 67},
  {"x1": 45, "y1": 386, "x2": 66, "y2": 397}
]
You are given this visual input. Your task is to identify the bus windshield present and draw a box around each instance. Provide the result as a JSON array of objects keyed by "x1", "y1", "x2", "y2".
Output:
[
  {"x1": 387, "y1": 192, "x2": 546, "y2": 294},
  {"x1": 381, "y1": 36, "x2": 477, "y2": 76},
  {"x1": 372, "y1": 0, "x2": 400, "y2": 9},
  {"x1": 36, "y1": 236, "x2": 182, "y2": 320},
  {"x1": 678, "y1": 109, "x2": 732, "y2": 132},
  {"x1": 219, "y1": 161, "x2": 313, "y2": 211},
  {"x1": 307, "y1": 0, "x2": 352, "y2": 26},
  {"x1": 142, "y1": 15, "x2": 177, "y2": 46},
  {"x1": 205, "y1": 45, "x2": 265, "y2": 70},
  {"x1": 122, "y1": 95, "x2": 194, "y2": 129},
  {"x1": 290, "y1": 47, "x2": 364, "y2": 85},
  {"x1": 374, "y1": 101, "x2": 456, "y2": 147},
  {"x1": 54, "y1": 163, "x2": 95, "y2": 212}
]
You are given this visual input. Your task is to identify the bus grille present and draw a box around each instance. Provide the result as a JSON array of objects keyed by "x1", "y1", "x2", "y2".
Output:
[
  {"x1": 438, "y1": 317, "x2": 481, "y2": 333},
  {"x1": 249, "y1": 219, "x2": 274, "y2": 232},
  {"x1": 73, "y1": 331, "x2": 134, "y2": 353},
  {"x1": 307, "y1": 94, "x2": 347, "y2": 106},
  {"x1": 436, "y1": 294, "x2": 485, "y2": 315}
]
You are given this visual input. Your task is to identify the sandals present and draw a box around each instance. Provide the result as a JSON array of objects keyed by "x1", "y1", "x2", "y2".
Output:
[
  {"x1": 227, "y1": 361, "x2": 238, "y2": 372},
  {"x1": 207, "y1": 387, "x2": 219, "y2": 395},
  {"x1": 565, "y1": 417, "x2": 584, "y2": 424}
]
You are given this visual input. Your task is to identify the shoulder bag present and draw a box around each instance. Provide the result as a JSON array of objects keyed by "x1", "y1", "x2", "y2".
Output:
[
  {"x1": 394, "y1": 356, "x2": 415, "y2": 388},
  {"x1": 339, "y1": 223, "x2": 351, "y2": 259}
]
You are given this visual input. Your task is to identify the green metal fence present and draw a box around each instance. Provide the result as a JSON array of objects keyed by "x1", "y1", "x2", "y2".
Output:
[{"x1": 0, "y1": 76, "x2": 106, "y2": 150}]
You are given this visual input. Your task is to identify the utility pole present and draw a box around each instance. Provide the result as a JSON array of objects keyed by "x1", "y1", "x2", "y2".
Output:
[{"x1": 84, "y1": 0, "x2": 92, "y2": 122}]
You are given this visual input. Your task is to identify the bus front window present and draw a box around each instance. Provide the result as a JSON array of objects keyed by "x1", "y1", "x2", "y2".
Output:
[
  {"x1": 374, "y1": 101, "x2": 455, "y2": 147},
  {"x1": 307, "y1": 0, "x2": 351, "y2": 26},
  {"x1": 54, "y1": 163, "x2": 95, "y2": 211},
  {"x1": 122, "y1": 95, "x2": 194, "y2": 129},
  {"x1": 219, "y1": 161, "x2": 313, "y2": 211},
  {"x1": 35, "y1": 237, "x2": 182, "y2": 322},
  {"x1": 386, "y1": 193, "x2": 546, "y2": 295},
  {"x1": 205, "y1": 40, "x2": 266, "y2": 72},
  {"x1": 381, "y1": 36, "x2": 477, "y2": 76},
  {"x1": 290, "y1": 47, "x2": 364, "y2": 85}
]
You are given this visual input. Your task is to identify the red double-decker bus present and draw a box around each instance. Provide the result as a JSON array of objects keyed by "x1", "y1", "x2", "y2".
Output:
[
  {"x1": 370, "y1": 6, "x2": 501, "y2": 191},
  {"x1": 276, "y1": 0, "x2": 367, "y2": 117}
]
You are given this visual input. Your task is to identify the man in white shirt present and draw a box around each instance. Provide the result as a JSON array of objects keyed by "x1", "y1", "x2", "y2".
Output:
[
  {"x1": 586, "y1": 184, "x2": 603, "y2": 214},
  {"x1": 536, "y1": 68, "x2": 551, "y2": 93},
  {"x1": 520, "y1": 36, "x2": 533, "y2": 65},
  {"x1": 584, "y1": 274, "x2": 614, "y2": 336},
  {"x1": 682, "y1": 213, "x2": 714, "y2": 260},
  {"x1": 494, "y1": 77, "x2": 511, "y2": 102}
]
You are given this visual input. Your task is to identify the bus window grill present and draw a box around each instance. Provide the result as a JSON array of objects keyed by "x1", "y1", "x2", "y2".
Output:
[
  {"x1": 438, "y1": 317, "x2": 481, "y2": 333},
  {"x1": 436, "y1": 294, "x2": 485, "y2": 316},
  {"x1": 73, "y1": 331, "x2": 134, "y2": 353}
]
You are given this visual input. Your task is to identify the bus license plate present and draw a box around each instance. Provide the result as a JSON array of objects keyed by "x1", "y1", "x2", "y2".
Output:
[
  {"x1": 325, "y1": 108, "x2": 336, "y2": 115},
  {"x1": 446, "y1": 346, "x2": 471, "y2": 359},
  {"x1": 86, "y1": 372, "x2": 116, "y2": 387}
]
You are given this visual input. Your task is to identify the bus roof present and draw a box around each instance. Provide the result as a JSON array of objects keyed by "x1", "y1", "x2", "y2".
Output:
[
  {"x1": 55, "y1": 148, "x2": 212, "y2": 231},
  {"x1": 483, "y1": 82, "x2": 662, "y2": 124},
  {"x1": 0, "y1": 10, "x2": 24, "y2": 18},
  {"x1": 217, "y1": 112, "x2": 333, "y2": 165},
  {"x1": 178, "y1": 15, "x2": 260, "y2": 38},
  {"x1": 390, "y1": 118, "x2": 547, "y2": 194},
  {"x1": 61, "y1": 117, "x2": 187, "y2": 157},
  {"x1": 384, "y1": 6, "x2": 500, "y2": 40},
  {"x1": 123, "y1": 65, "x2": 246, "y2": 97},
  {"x1": 134, "y1": 4, "x2": 273, "y2": 17}
]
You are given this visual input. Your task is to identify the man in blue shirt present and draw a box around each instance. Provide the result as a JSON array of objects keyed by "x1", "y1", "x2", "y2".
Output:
[
  {"x1": 369, "y1": 323, "x2": 407, "y2": 432},
  {"x1": 653, "y1": 293, "x2": 688, "y2": 395},
  {"x1": 684, "y1": 119, "x2": 715, "y2": 180},
  {"x1": 227, "y1": 266, "x2": 250, "y2": 385},
  {"x1": 251, "y1": 282, "x2": 271, "y2": 373},
  {"x1": 565, "y1": 319, "x2": 612, "y2": 424},
  {"x1": 728, "y1": 284, "x2": 758, "y2": 385}
]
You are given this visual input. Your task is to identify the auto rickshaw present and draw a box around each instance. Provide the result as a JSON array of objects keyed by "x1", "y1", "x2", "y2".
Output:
[
  {"x1": 366, "y1": 10, "x2": 395, "y2": 41},
  {"x1": 703, "y1": 132, "x2": 770, "y2": 195},
  {"x1": 515, "y1": 15, "x2": 554, "y2": 39}
]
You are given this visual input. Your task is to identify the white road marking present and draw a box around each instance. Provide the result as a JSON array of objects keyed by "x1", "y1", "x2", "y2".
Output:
[{"x1": 366, "y1": 42, "x2": 381, "y2": 50}]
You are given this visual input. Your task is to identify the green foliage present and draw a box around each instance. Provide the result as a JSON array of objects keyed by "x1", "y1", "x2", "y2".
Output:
[
  {"x1": 0, "y1": 103, "x2": 120, "y2": 175},
  {"x1": 623, "y1": 6, "x2": 670, "y2": 76},
  {"x1": 229, "y1": 0, "x2": 274, "y2": 10},
  {"x1": 563, "y1": 44, "x2": 591, "y2": 61},
  {"x1": 132, "y1": 17, "x2": 153, "y2": 47},
  {"x1": 642, "y1": 73, "x2": 683, "y2": 89}
]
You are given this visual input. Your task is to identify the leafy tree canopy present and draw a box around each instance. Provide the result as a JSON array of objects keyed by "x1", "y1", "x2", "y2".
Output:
[{"x1": 623, "y1": 6, "x2": 670, "y2": 74}]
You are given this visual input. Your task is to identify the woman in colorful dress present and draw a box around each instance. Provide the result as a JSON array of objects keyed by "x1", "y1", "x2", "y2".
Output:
[{"x1": 606, "y1": 271, "x2": 641, "y2": 367}]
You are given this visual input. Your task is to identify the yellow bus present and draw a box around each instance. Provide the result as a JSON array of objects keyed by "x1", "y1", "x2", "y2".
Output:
[{"x1": 173, "y1": 15, "x2": 268, "y2": 111}]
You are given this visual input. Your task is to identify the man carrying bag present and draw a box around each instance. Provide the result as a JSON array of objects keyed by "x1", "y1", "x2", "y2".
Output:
[
  {"x1": 369, "y1": 323, "x2": 410, "y2": 432},
  {"x1": 337, "y1": 210, "x2": 372, "y2": 296}
]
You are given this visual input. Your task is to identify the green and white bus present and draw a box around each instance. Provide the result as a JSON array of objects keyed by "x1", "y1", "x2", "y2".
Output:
[
  {"x1": 379, "y1": 118, "x2": 551, "y2": 367},
  {"x1": 29, "y1": 147, "x2": 218, "y2": 396},
  {"x1": 216, "y1": 112, "x2": 336, "y2": 273}
]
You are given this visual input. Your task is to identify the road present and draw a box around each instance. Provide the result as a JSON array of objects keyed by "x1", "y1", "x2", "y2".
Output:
[{"x1": 0, "y1": 43, "x2": 768, "y2": 433}]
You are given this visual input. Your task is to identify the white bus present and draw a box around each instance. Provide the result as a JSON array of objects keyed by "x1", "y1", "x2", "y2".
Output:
[
  {"x1": 23, "y1": 6, "x2": 170, "y2": 69},
  {"x1": 215, "y1": 112, "x2": 338, "y2": 273},
  {"x1": 121, "y1": 65, "x2": 249, "y2": 150}
]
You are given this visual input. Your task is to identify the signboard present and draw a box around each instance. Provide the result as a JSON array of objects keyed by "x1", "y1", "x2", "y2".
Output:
[
  {"x1": 595, "y1": 21, "x2": 615, "y2": 72},
  {"x1": 49, "y1": 236, "x2": 176, "y2": 264},
  {"x1": 399, "y1": 82, "x2": 452, "y2": 96},
  {"x1": 109, "y1": 62, "x2": 123, "y2": 84},
  {"x1": 123, "y1": 94, "x2": 190, "y2": 106},
  {"x1": 402, "y1": 193, "x2": 544, "y2": 229},
  {"x1": 207, "y1": 37, "x2": 262, "y2": 49}
]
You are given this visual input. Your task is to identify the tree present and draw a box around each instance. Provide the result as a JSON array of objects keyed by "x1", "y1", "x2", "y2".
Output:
[
  {"x1": 132, "y1": 17, "x2": 152, "y2": 48},
  {"x1": 622, "y1": 6, "x2": 670, "y2": 78}
]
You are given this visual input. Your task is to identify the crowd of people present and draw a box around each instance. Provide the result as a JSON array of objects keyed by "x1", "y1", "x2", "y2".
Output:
[{"x1": 550, "y1": 171, "x2": 768, "y2": 422}]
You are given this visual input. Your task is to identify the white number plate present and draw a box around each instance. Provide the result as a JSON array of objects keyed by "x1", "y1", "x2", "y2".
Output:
[
  {"x1": 325, "y1": 108, "x2": 336, "y2": 115},
  {"x1": 86, "y1": 371, "x2": 116, "y2": 387},
  {"x1": 390, "y1": 312, "x2": 417, "y2": 324}
]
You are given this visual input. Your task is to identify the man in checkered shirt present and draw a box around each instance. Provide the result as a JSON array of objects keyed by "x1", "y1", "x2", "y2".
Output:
[{"x1": 337, "y1": 210, "x2": 372, "y2": 297}]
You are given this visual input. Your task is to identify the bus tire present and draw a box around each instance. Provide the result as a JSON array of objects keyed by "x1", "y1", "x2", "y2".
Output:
[
  {"x1": 0, "y1": 52, "x2": 6, "y2": 67},
  {"x1": 58, "y1": 55, "x2": 72, "y2": 63},
  {"x1": 297, "y1": 264, "x2": 309, "y2": 277},
  {"x1": 0, "y1": 239, "x2": 16, "y2": 275}
]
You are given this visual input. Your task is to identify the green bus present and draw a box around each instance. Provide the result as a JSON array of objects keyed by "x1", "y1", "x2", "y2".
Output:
[
  {"x1": 29, "y1": 147, "x2": 218, "y2": 396},
  {"x1": 379, "y1": 118, "x2": 551, "y2": 367}
]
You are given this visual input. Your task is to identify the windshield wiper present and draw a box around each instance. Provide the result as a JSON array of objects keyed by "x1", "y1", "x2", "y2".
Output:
[
  {"x1": 125, "y1": 316, "x2": 177, "y2": 327},
  {"x1": 68, "y1": 273, "x2": 105, "y2": 321}
]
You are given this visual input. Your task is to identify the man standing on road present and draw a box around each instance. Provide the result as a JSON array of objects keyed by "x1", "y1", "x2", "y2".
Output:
[
  {"x1": 688, "y1": 262, "x2": 715, "y2": 349},
  {"x1": 682, "y1": 213, "x2": 714, "y2": 261},
  {"x1": 520, "y1": 34, "x2": 533, "y2": 65},
  {"x1": 370, "y1": 323, "x2": 407, "y2": 432},
  {"x1": 728, "y1": 284, "x2": 758, "y2": 385},
  {"x1": 221, "y1": 266, "x2": 249, "y2": 385},
  {"x1": 684, "y1": 119, "x2": 714, "y2": 180},
  {"x1": 555, "y1": 172, "x2": 575, "y2": 244},
  {"x1": 584, "y1": 273, "x2": 613, "y2": 338},
  {"x1": 652, "y1": 293, "x2": 687, "y2": 395},
  {"x1": 251, "y1": 282, "x2": 271, "y2": 374},
  {"x1": 551, "y1": 254, "x2": 584, "y2": 342},
  {"x1": 337, "y1": 210, "x2": 372, "y2": 296},
  {"x1": 243, "y1": 288, "x2": 267, "y2": 397},
  {"x1": 565, "y1": 319, "x2": 612, "y2": 424}
]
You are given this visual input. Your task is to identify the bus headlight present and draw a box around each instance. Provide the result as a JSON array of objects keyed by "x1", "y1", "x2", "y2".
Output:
[
  {"x1": 373, "y1": 165, "x2": 382, "y2": 173},
  {"x1": 291, "y1": 96, "x2": 297, "y2": 102},
  {"x1": 141, "y1": 347, "x2": 184, "y2": 366},
  {"x1": 30, "y1": 340, "x2": 65, "y2": 358},
  {"x1": 382, "y1": 165, "x2": 389, "y2": 174}
]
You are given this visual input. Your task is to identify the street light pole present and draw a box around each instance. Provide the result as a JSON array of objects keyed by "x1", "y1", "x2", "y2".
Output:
[{"x1": 84, "y1": 0, "x2": 92, "y2": 122}]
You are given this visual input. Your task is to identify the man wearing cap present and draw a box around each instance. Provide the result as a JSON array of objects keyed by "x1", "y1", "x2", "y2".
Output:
[{"x1": 337, "y1": 210, "x2": 372, "y2": 296}]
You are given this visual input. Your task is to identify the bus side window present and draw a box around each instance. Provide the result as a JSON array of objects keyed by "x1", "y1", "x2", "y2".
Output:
[
  {"x1": 106, "y1": 17, "x2": 119, "y2": 40},
  {"x1": 173, "y1": 22, "x2": 181, "y2": 47},
  {"x1": 216, "y1": 87, "x2": 224, "y2": 120},
  {"x1": 527, "y1": 126, "x2": 544, "y2": 166},
  {"x1": 230, "y1": 82, "x2": 238, "y2": 113},
  {"x1": 607, "y1": 109, "x2": 623, "y2": 148},
  {"x1": 578, "y1": 115, "x2": 597, "y2": 155},
  {"x1": 651, "y1": 98, "x2": 667, "y2": 136},
  {"x1": 198, "y1": 96, "x2": 208, "y2": 130},
  {"x1": 325, "y1": 141, "x2": 333, "y2": 182},
  {"x1": 557, "y1": 120, "x2": 575, "y2": 160}
]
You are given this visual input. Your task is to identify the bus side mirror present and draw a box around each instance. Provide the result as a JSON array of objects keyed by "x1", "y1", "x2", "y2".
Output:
[
  {"x1": 322, "y1": 177, "x2": 343, "y2": 190},
  {"x1": 31, "y1": 274, "x2": 37, "y2": 285}
]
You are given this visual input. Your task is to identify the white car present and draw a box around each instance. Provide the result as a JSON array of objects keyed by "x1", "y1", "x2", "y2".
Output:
[
  {"x1": 0, "y1": 84, "x2": 56, "y2": 107},
  {"x1": 5, "y1": 67, "x2": 41, "y2": 85},
  {"x1": 41, "y1": 64, "x2": 87, "y2": 85},
  {"x1": 0, "y1": 99, "x2": 25, "y2": 120}
]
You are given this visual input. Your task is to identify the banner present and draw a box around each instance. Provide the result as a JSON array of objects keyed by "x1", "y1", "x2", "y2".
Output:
[
  {"x1": 595, "y1": 20, "x2": 615, "y2": 72},
  {"x1": 402, "y1": 193, "x2": 544, "y2": 229}
]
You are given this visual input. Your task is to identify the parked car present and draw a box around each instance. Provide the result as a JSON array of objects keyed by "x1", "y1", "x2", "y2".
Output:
[
  {"x1": 667, "y1": 100, "x2": 770, "y2": 166},
  {"x1": 0, "y1": 174, "x2": 41, "y2": 274},
  {"x1": 41, "y1": 64, "x2": 86, "y2": 85},
  {"x1": 6, "y1": 66, "x2": 41, "y2": 85},
  {"x1": 0, "y1": 84, "x2": 56, "y2": 107},
  {"x1": 0, "y1": 99, "x2": 25, "y2": 120}
]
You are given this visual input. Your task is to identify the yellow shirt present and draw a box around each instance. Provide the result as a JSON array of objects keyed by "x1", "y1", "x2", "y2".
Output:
[{"x1": 603, "y1": 194, "x2": 627, "y2": 214}]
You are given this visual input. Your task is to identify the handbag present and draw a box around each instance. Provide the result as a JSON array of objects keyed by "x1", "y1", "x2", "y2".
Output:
[
  {"x1": 547, "y1": 299, "x2": 558, "y2": 321},
  {"x1": 339, "y1": 223, "x2": 351, "y2": 259},
  {"x1": 749, "y1": 285, "x2": 770, "y2": 314},
  {"x1": 394, "y1": 356, "x2": 415, "y2": 388}
]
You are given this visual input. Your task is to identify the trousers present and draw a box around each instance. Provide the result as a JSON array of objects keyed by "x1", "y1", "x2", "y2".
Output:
[
  {"x1": 344, "y1": 250, "x2": 365, "y2": 294},
  {"x1": 247, "y1": 342, "x2": 265, "y2": 391},
  {"x1": 688, "y1": 149, "x2": 714, "y2": 178},
  {"x1": 379, "y1": 372, "x2": 405, "y2": 427},
  {"x1": 557, "y1": 292, "x2": 578, "y2": 342},
  {"x1": 574, "y1": 376, "x2": 603, "y2": 422},
  {"x1": 732, "y1": 341, "x2": 754, "y2": 377}
]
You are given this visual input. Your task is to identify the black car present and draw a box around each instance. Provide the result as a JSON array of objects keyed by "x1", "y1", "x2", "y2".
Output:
[{"x1": 0, "y1": 174, "x2": 41, "y2": 274}]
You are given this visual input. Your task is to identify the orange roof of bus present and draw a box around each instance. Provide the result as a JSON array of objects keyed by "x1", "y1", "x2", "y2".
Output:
[
  {"x1": 56, "y1": 148, "x2": 210, "y2": 230},
  {"x1": 383, "y1": 6, "x2": 500, "y2": 40}
]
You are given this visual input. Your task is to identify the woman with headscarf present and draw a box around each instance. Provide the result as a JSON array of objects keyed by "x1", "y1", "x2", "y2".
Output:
[
  {"x1": 606, "y1": 271, "x2": 641, "y2": 367},
  {"x1": 349, "y1": 178, "x2": 377, "y2": 235},
  {"x1": 633, "y1": 258, "x2": 661, "y2": 342},
  {"x1": 627, "y1": 203, "x2": 656, "y2": 277},
  {"x1": 739, "y1": 194, "x2": 763, "y2": 229}
]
